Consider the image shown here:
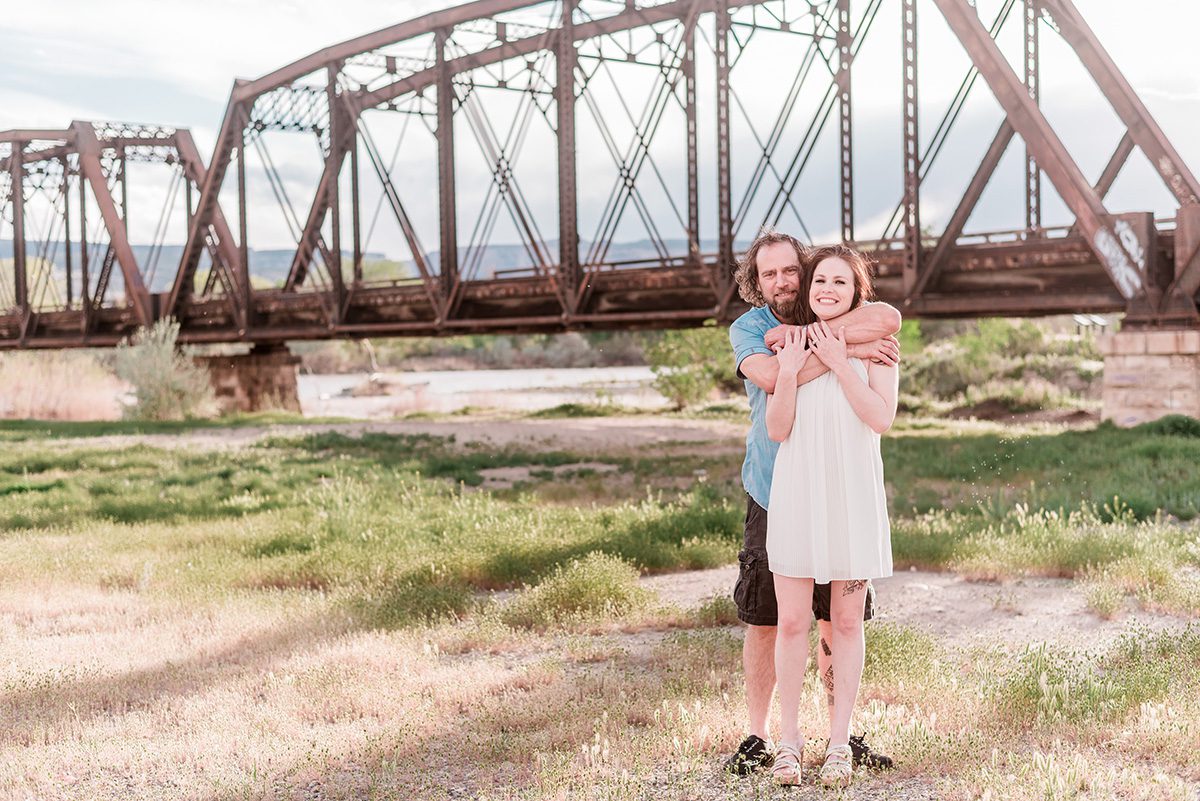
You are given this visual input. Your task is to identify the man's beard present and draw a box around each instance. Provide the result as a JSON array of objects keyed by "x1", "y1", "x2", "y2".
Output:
[{"x1": 767, "y1": 293, "x2": 805, "y2": 324}]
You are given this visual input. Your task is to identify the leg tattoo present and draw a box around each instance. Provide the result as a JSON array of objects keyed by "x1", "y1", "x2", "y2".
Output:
[
  {"x1": 842, "y1": 579, "x2": 867, "y2": 597},
  {"x1": 823, "y1": 665, "x2": 835, "y2": 696},
  {"x1": 821, "y1": 637, "x2": 832, "y2": 657}
]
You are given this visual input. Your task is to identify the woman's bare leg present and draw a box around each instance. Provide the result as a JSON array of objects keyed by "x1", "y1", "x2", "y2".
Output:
[
  {"x1": 828, "y1": 580, "x2": 867, "y2": 747},
  {"x1": 773, "y1": 575, "x2": 815, "y2": 748}
]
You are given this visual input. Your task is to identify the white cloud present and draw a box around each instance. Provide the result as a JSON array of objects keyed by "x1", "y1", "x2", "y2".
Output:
[
  {"x1": 4, "y1": 0, "x2": 1197, "y2": 253},
  {"x1": 6, "y1": 0, "x2": 449, "y2": 105}
]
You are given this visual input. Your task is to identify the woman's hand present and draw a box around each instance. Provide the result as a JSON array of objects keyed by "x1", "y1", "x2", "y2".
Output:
[
  {"x1": 776, "y1": 326, "x2": 810, "y2": 376},
  {"x1": 809, "y1": 321, "x2": 849, "y2": 370},
  {"x1": 765, "y1": 324, "x2": 800, "y2": 353}
]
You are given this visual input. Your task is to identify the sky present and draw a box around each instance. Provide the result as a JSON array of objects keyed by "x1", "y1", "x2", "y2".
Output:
[{"x1": 2, "y1": 0, "x2": 1197, "y2": 262}]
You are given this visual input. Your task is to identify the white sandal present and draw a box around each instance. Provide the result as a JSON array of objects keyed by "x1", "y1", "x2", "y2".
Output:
[
  {"x1": 819, "y1": 743, "x2": 853, "y2": 787},
  {"x1": 772, "y1": 741, "x2": 803, "y2": 786}
]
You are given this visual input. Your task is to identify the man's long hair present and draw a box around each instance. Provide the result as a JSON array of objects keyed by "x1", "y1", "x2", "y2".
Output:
[{"x1": 733, "y1": 228, "x2": 809, "y2": 309}]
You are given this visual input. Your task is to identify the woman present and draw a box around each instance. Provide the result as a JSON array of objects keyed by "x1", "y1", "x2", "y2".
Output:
[{"x1": 763, "y1": 244, "x2": 897, "y2": 787}]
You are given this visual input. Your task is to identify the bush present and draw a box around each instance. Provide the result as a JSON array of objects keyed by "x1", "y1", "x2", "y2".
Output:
[
  {"x1": 899, "y1": 318, "x2": 1102, "y2": 412},
  {"x1": 114, "y1": 319, "x2": 217, "y2": 421},
  {"x1": 501, "y1": 552, "x2": 652, "y2": 629},
  {"x1": 645, "y1": 323, "x2": 735, "y2": 409},
  {"x1": 1136, "y1": 414, "x2": 1200, "y2": 438}
]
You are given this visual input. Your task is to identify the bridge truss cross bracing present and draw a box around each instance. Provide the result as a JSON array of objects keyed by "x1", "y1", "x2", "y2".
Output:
[{"x1": 1, "y1": 0, "x2": 1198, "y2": 350}]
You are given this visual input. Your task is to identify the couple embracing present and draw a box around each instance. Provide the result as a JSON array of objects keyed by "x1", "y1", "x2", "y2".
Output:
[{"x1": 725, "y1": 230, "x2": 901, "y2": 787}]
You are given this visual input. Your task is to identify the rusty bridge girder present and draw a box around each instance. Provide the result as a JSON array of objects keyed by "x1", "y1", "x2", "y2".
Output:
[{"x1": 1, "y1": 0, "x2": 1197, "y2": 350}]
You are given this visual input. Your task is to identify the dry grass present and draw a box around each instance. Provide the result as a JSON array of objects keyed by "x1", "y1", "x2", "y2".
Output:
[
  {"x1": 0, "y1": 351, "x2": 125, "y2": 420},
  {"x1": 2, "y1": 419, "x2": 1199, "y2": 799},
  {"x1": 3, "y1": 567, "x2": 1198, "y2": 800}
]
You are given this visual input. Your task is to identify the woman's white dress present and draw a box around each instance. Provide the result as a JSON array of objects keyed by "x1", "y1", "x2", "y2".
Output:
[{"x1": 766, "y1": 358, "x2": 892, "y2": 583}]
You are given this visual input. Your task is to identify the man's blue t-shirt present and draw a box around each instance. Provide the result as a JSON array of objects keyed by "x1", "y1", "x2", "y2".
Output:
[{"x1": 729, "y1": 305, "x2": 783, "y2": 510}]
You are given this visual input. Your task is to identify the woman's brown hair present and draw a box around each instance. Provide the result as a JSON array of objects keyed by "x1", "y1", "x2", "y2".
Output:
[{"x1": 802, "y1": 243, "x2": 876, "y2": 312}]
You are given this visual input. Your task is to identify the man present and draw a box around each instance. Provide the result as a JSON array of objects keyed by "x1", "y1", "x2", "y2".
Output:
[{"x1": 724, "y1": 229, "x2": 901, "y2": 775}]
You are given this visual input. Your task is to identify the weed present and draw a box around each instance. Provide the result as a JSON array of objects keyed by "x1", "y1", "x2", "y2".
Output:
[
  {"x1": 991, "y1": 626, "x2": 1200, "y2": 731},
  {"x1": 500, "y1": 552, "x2": 653, "y2": 630},
  {"x1": 529, "y1": 403, "x2": 641, "y2": 418},
  {"x1": 863, "y1": 622, "x2": 940, "y2": 685}
]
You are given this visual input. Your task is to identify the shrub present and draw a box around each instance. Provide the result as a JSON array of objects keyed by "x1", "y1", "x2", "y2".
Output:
[
  {"x1": 899, "y1": 318, "x2": 1102, "y2": 413},
  {"x1": 1137, "y1": 414, "x2": 1200, "y2": 438},
  {"x1": 114, "y1": 319, "x2": 217, "y2": 421},
  {"x1": 645, "y1": 323, "x2": 735, "y2": 409},
  {"x1": 501, "y1": 552, "x2": 652, "y2": 629}
]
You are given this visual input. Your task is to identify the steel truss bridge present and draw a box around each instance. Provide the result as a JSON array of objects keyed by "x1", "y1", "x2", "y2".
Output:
[{"x1": 2, "y1": 0, "x2": 1198, "y2": 350}]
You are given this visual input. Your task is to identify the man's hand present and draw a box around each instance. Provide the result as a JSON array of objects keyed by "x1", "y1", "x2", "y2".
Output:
[
  {"x1": 764, "y1": 324, "x2": 797, "y2": 353},
  {"x1": 848, "y1": 335, "x2": 900, "y2": 367}
]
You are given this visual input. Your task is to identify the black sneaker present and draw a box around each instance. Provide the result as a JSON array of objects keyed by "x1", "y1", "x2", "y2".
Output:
[
  {"x1": 849, "y1": 734, "x2": 894, "y2": 770},
  {"x1": 723, "y1": 734, "x2": 774, "y2": 775}
]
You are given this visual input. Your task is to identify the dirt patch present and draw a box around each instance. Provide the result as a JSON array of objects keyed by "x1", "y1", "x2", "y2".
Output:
[
  {"x1": 639, "y1": 566, "x2": 1191, "y2": 655},
  {"x1": 948, "y1": 401, "x2": 1099, "y2": 427},
  {"x1": 42, "y1": 416, "x2": 747, "y2": 456},
  {"x1": 478, "y1": 461, "x2": 620, "y2": 489}
]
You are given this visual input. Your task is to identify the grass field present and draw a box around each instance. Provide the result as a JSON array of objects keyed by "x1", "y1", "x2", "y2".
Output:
[{"x1": 1, "y1": 412, "x2": 1198, "y2": 799}]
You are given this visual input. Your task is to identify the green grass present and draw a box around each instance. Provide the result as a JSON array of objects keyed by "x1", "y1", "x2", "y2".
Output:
[
  {"x1": 0, "y1": 410, "x2": 344, "y2": 442},
  {"x1": 500, "y1": 552, "x2": 654, "y2": 630},
  {"x1": 0, "y1": 430, "x2": 742, "y2": 627},
  {"x1": 528, "y1": 403, "x2": 645, "y2": 418},
  {"x1": 2, "y1": 416, "x2": 1199, "y2": 626},
  {"x1": 991, "y1": 625, "x2": 1200, "y2": 728},
  {"x1": 884, "y1": 418, "x2": 1200, "y2": 520}
]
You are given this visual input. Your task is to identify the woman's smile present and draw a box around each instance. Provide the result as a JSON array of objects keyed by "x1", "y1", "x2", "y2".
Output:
[{"x1": 808, "y1": 256, "x2": 856, "y2": 320}]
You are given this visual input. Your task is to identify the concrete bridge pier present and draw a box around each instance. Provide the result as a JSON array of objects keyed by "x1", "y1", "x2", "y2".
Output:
[
  {"x1": 1099, "y1": 329, "x2": 1200, "y2": 426},
  {"x1": 195, "y1": 343, "x2": 302, "y2": 414}
]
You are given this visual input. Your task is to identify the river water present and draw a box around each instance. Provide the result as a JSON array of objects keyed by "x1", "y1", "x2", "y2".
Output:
[{"x1": 297, "y1": 365, "x2": 665, "y2": 418}]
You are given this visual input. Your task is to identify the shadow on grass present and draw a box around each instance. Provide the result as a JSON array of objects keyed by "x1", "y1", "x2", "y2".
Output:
[
  {"x1": 0, "y1": 615, "x2": 348, "y2": 750},
  {"x1": 192, "y1": 627, "x2": 747, "y2": 800},
  {"x1": 265, "y1": 430, "x2": 594, "y2": 486},
  {"x1": 0, "y1": 412, "x2": 350, "y2": 442}
]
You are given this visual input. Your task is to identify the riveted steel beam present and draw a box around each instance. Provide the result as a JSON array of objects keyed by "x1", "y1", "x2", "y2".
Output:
[
  {"x1": 436, "y1": 27, "x2": 459, "y2": 315},
  {"x1": 1162, "y1": 205, "x2": 1200, "y2": 320},
  {"x1": 71, "y1": 121, "x2": 152, "y2": 326},
  {"x1": 1023, "y1": 0, "x2": 1040, "y2": 232},
  {"x1": 235, "y1": 123, "x2": 252, "y2": 333},
  {"x1": 170, "y1": 87, "x2": 243, "y2": 316},
  {"x1": 557, "y1": 0, "x2": 581, "y2": 311},
  {"x1": 901, "y1": 0, "x2": 920, "y2": 295},
  {"x1": 716, "y1": 0, "x2": 734, "y2": 301},
  {"x1": 684, "y1": 10, "x2": 699, "y2": 267},
  {"x1": 838, "y1": 0, "x2": 854, "y2": 244},
  {"x1": 9, "y1": 145, "x2": 27, "y2": 314},
  {"x1": 1040, "y1": 0, "x2": 1200, "y2": 208},
  {"x1": 932, "y1": 0, "x2": 1149, "y2": 308},
  {"x1": 62, "y1": 156, "x2": 73, "y2": 309}
]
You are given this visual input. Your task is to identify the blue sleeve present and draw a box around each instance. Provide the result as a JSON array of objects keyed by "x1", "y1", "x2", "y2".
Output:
[{"x1": 730, "y1": 315, "x2": 773, "y2": 380}]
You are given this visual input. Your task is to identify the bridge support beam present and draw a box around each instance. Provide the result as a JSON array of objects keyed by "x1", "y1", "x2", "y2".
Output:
[
  {"x1": 194, "y1": 343, "x2": 301, "y2": 414},
  {"x1": 1098, "y1": 329, "x2": 1200, "y2": 427}
]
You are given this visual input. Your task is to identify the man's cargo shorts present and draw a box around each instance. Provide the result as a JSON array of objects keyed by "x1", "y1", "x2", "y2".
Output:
[{"x1": 734, "y1": 494, "x2": 876, "y2": 626}]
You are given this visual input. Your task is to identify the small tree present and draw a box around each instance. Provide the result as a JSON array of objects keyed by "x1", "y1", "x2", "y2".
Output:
[
  {"x1": 645, "y1": 324, "x2": 734, "y2": 410},
  {"x1": 114, "y1": 319, "x2": 217, "y2": 421}
]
